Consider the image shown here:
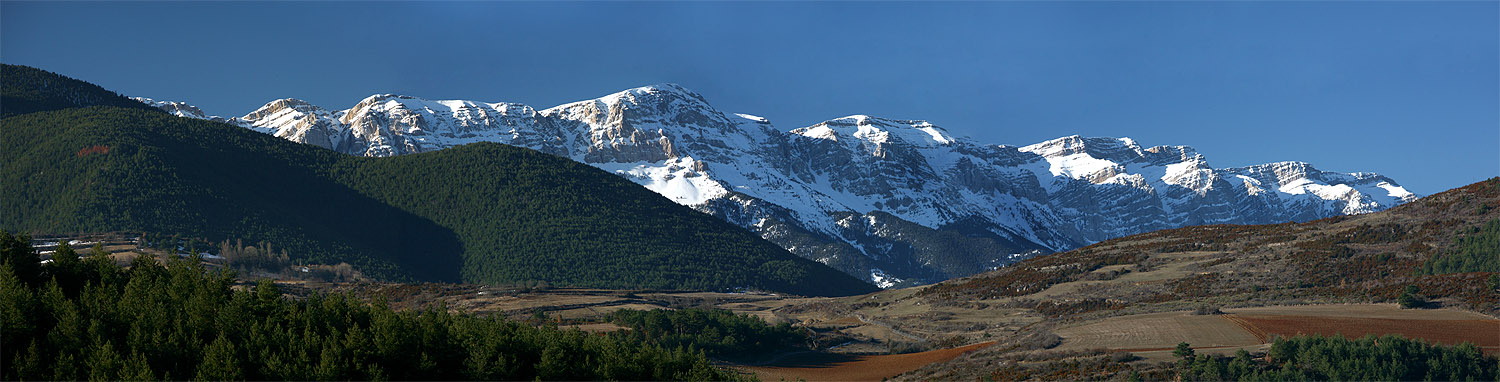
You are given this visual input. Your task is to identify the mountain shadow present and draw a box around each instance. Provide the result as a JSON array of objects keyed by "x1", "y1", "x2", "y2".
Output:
[{"x1": 1, "y1": 64, "x2": 876, "y2": 296}]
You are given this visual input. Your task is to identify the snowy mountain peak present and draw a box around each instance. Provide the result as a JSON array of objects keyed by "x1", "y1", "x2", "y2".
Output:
[
  {"x1": 342, "y1": 94, "x2": 540, "y2": 122},
  {"x1": 352, "y1": 93, "x2": 404, "y2": 107},
  {"x1": 545, "y1": 83, "x2": 712, "y2": 116},
  {"x1": 241, "y1": 98, "x2": 333, "y2": 123},
  {"x1": 1020, "y1": 135, "x2": 1145, "y2": 163},
  {"x1": 794, "y1": 115, "x2": 955, "y2": 147},
  {"x1": 135, "y1": 85, "x2": 1420, "y2": 289},
  {"x1": 1019, "y1": 136, "x2": 1147, "y2": 181},
  {"x1": 1140, "y1": 144, "x2": 1203, "y2": 166},
  {"x1": 131, "y1": 97, "x2": 210, "y2": 119}
]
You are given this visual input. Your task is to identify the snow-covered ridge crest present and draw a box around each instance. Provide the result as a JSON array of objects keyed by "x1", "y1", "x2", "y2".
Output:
[
  {"x1": 138, "y1": 85, "x2": 1420, "y2": 288},
  {"x1": 132, "y1": 97, "x2": 211, "y2": 119},
  {"x1": 794, "y1": 115, "x2": 956, "y2": 147}
]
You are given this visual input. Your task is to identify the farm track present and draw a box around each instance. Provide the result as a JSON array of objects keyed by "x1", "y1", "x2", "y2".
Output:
[{"x1": 857, "y1": 313, "x2": 927, "y2": 342}]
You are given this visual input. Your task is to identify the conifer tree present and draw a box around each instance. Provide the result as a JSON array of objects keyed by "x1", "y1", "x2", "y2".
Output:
[{"x1": 195, "y1": 334, "x2": 241, "y2": 381}]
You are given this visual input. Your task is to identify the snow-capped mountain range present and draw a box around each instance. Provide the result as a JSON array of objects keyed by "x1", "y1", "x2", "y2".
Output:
[{"x1": 133, "y1": 85, "x2": 1417, "y2": 288}]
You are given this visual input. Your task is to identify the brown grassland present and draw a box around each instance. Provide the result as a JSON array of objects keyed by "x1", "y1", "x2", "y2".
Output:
[{"x1": 741, "y1": 341, "x2": 996, "y2": 382}]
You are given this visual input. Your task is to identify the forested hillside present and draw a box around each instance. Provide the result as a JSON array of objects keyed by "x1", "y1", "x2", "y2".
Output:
[
  {"x1": 0, "y1": 64, "x2": 158, "y2": 118},
  {"x1": 0, "y1": 233, "x2": 744, "y2": 381},
  {"x1": 0, "y1": 64, "x2": 876, "y2": 296},
  {"x1": 2, "y1": 106, "x2": 464, "y2": 281}
]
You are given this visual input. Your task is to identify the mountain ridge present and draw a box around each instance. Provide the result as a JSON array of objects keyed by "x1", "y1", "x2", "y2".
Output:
[
  {"x1": 136, "y1": 84, "x2": 1418, "y2": 287},
  {"x1": 5, "y1": 64, "x2": 877, "y2": 296}
]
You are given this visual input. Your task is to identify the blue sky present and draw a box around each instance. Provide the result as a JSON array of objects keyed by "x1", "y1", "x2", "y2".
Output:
[{"x1": 3, "y1": 1, "x2": 1495, "y2": 194}]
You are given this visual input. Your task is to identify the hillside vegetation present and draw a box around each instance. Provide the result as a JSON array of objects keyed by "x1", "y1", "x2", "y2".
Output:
[
  {"x1": 0, "y1": 64, "x2": 158, "y2": 118},
  {"x1": 0, "y1": 64, "x2": 875, "y2": 296},
  {"x1": 0, "y1": 233, "x2": 744, "y2": 381},
  {"x1": 1169, "y1": 335, "x2": 1496, "y2": 381},
  {"x1": 609, "y1": 308, "x2": 809, "y2": 360},
  {"x1": 921, "y1": 177, "x2": 1500, "y2": 314}
]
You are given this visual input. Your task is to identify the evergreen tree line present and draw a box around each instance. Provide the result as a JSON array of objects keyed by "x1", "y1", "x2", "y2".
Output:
[
  {"x1": 609, "y1": 308, "x2": 808, "y2": 360},
  {"x1": 1422, "y1": 218, "x2": 1500, "y2": 275},
  {"x1": 0, "y1": 232, "x2": 746, "y2": 381},
  {"x1": 1170, "y1": 335, "x2": 1497, "y2": 381}
]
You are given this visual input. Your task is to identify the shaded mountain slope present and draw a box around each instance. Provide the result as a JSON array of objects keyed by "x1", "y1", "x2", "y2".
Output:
[
  {"x1": 2, "y1": 107, "x2": 465, "y2": 281},
  {"x1": 1, "y1": 64, "x2": 157, "y2": 118},
  {"x1": 1, "y1": 65, "x2": 876, "y2": 295},
  {"x1": 331, "y1": 142, "x2": 877, "y2": 293}
]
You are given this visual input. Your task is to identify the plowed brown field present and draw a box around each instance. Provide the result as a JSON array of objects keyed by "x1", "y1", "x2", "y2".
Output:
[
  {"x1": 1233, "y1": 315, "x2": 1500, "y2": 352},
  {"x1": 1055, "y1": 305, "x2": 1500, "y2": 358},
  {"x1": 740, "y1": 341, "x2": 995, "y2": 382}
]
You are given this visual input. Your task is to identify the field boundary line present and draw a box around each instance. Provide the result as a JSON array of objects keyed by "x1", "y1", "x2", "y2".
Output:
[{"x1": 1223, "y1": 315, "x2": 1271, "y2": 343}]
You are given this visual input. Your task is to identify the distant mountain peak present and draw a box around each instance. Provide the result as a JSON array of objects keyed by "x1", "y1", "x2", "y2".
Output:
[
  {"x1": 545, "y1": 83, "x2": 712, "y2": 115},
  {"x1": 794, "y1": 115, "x2": 955, "y2": 147},
  {"x1": 136, "y1": 84, "x2": 1419, "y2": 288},
  {"x1": 1020, "y1": 135, "x2": 1147, "y2": 162},
  {"x1": 132, "y1": 97, "x2": 209, "y2": 119}
]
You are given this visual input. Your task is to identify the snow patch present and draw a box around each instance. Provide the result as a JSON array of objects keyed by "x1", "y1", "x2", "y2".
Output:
[
  {"x1": 734, "y1": 113, "x2": 768, "y2": 123},
  {"x1": 869, "y1": 268, "x2": 903, "y2": 289}
]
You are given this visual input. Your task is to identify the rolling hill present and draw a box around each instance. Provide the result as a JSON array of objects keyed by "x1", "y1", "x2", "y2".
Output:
[
  {"x1": 0, "y1": 64, "x2": 876, "y2": 296},
  {"x1": 1, "y1": 64, "x2": 159, "y2": 118},
  {"x1": 751, "y1": 177, "x2": 1498, "y2": 380}
]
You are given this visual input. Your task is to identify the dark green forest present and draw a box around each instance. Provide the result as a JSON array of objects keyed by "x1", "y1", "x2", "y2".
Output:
[
  {"x1": 0, "y1": 64, "x2": 875, "y2": 296},
  {"x1": 2, "y1": 106, "x2": 461, "y2": 281},
  {"x1": 609, "y1": 308, "x2": 808, "y2": 360},
  {"x1": 334, "y1": 144, "x2": 871, "y2": 293},
  {"x1": 0, "y1": 64, "x2": 159, "y2": 118},
  {"x1": 0, "y1": 232, "x2": 747, "y2": 381},
  {"x1": 1422, "y1": 218, "x2": 1499, "y2": 275},
  {"x1": 1169, "y1": 335, "x2": 1497, "y2": 381}
]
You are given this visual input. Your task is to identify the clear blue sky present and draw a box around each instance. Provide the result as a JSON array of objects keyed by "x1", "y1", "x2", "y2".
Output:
[{"x1": 3, "y1": 1, "x2": 1495, "y2": 194}]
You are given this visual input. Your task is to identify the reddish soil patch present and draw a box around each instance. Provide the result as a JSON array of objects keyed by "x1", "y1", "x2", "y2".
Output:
[
  {"x1": 742, "y1": 341, "x2": 995, "y2": 382},
  {"x1": 76, "y1": 145, "x2": 110, "y2": 157},
  {"x1": 1234, "y1": 315, "x2": 1500, "y2": 353},
  {"x1": 1115, "y1": 345, "x2": 1243, "y2": 353}
]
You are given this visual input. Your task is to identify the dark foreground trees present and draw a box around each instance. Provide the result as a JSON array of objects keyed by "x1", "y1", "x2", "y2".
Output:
[
  {"x1": 610, "y1": 308, "x2": 808, "y2": 360},
  {"x1": 1175, "y1": 335, "x2": 1497, "y2": 381},
  {"x1": 0, "y1": 231, "x2": 744, "y2": 381}
]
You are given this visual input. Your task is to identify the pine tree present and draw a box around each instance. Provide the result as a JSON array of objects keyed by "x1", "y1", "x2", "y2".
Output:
[
  {"x1": 0, "y1": 263, "x2": 35, "y2": 347},
  {"x1": 10, "y1": 341, "x2": 44, "y2": 380},
  {"x1": 120, "y1": 351, "x2": 155, "y2": 381},
  {"x1": 1174, "y1": 342, "x2": 1195, "y2": 359},
  {"x1": 195, "y1": 334, "x2": 241, "y2": 381},
  {"x1": 52, "y1": 352, "x2": 79, "y2": 381},
  {"x1": 0, "y1": 231, "x2": 41, "y2": 287},
  {"x1": 87, "y1": 339, "x2": 123, "y2": 381}
]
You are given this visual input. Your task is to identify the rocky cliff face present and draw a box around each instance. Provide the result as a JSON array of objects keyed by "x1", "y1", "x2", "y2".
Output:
[{"x1": 137, "y1": 85, "x2": 1418, "y2": 287}]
